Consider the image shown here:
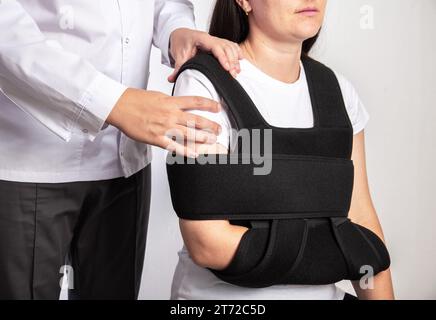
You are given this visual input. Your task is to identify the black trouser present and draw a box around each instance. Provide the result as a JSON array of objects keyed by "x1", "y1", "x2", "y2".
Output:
[{"x1": 0, "y1": 165, "x2": 151, "y2": 300}]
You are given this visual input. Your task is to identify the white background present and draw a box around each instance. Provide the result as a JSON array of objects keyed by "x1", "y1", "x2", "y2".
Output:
[{"x1": 138, "y1": 0, "x2": 436, "y2": 300}]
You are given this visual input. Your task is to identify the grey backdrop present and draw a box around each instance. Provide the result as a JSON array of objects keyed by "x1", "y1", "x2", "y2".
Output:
[{"x1": 139, "y1": 0, "x2": 436, "y2": 300}]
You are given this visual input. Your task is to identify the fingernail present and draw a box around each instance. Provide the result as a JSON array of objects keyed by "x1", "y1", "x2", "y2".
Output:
[{"x1": 225, "y1": 62, "x2": 230, "y2": 70}]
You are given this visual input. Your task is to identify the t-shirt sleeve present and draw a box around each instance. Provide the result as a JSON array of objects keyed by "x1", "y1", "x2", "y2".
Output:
[
  {"x1": 172, "y1": 69, "x2": 232, "y2": 149},
  {"x1": 335, "y1": 72, "x2": 370, "y2": 135}
]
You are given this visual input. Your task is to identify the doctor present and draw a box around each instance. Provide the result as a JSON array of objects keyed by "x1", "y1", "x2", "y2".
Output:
[{"x1": 0, "y1": 0, "x2": 241, "y2": 300}]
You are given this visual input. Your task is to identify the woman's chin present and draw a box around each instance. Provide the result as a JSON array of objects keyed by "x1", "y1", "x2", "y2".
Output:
[{"x1": 289, "y1": 27, "x2": 321, "y2": 42}]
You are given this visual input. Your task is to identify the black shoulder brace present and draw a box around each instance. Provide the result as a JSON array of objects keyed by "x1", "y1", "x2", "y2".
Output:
[{"x1": 166, "y1": 53, "x2": 390, "y2": 288}]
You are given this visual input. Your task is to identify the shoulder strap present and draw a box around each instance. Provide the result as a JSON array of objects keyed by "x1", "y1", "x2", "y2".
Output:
[
  {"x1": 173, "y1": 53, "x2": 352, "y2": 131},
  {"x1": 172, "y1": 52, "x2": 266, "y2": 130},
  {"x1": 301, "y1": 56, "x2": 352, "y2": 129}
]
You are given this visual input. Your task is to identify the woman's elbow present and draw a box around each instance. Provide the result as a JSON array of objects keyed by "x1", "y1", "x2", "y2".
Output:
[
  {"x1": 180, "y1": 219, "x2": 248, "y2": 270},
  {"x1": 187, "y1": 239, "x2": 231, "y2": 270},
  {"x1": 189, "y1": 249, "x2": 219, "y2": 269},
  {"x1": 185, "y1": 238, "x2": 234, "y2": 270}
]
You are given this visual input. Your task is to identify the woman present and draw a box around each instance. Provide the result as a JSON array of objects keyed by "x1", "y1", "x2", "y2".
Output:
[{"x1": 170, "y1": 0, "x2": 394, "y2": 300}]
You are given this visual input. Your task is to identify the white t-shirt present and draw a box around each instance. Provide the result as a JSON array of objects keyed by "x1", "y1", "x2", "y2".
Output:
[{"x1": 171, "y1": 58, "x2": 370, "y2": 300}]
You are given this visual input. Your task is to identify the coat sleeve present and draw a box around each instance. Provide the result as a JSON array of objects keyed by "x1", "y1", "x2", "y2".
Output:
[
  {"x1": 153, "y1": 0, "x2": 196, "y2": 67},
  {"x1": 0, "y1": 0, "x2": 127, "y2": 142}
]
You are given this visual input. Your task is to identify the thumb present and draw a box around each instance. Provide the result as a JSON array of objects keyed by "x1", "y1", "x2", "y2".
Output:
[
  {"x1": 167, "y1": 60, "x2": 182, "y2": 83},
  {"x1": 167, "y1": 48, "x2": 198, "y2": 83},
  {"x1": 167, "y1": 69, "x2": 178, "y2": 83}
]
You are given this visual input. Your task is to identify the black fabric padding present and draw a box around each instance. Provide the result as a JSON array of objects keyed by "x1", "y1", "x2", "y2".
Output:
[
  {"x1": 352, "y1": 223, "x2": 391, "y2": 274},
  {"x1": 167, "y1": 154, "x2": 354, "y2": 220},
  {"x1": 284, "y1": 218, "x2": 349, "y2": 285},
  {"x1": 212, "y1": 219, "x2": 307, "y2": 288},
  {"x1": 212, "y1": 222, "x2": 271, "y2": 276},
  {"x1": 210, "y1": 218, "x2": 391, "y2": 287},
  {"x1": 167, "y1": 53, "x2": 391, "y2": 287}
]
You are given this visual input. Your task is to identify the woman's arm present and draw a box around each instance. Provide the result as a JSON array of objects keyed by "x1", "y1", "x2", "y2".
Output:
[
  {"x1": 172, "y1": 69, "x2": 250, "y2": 270},
  {"x1": 180, "y1": 218, "x2": 249, "y2": 269},
  {"x1": 179, "y1": 142, "x2": 249, "y2": 270},
  {"x1": 348, "y1": 131, "x2": 395, "y2": 299}
]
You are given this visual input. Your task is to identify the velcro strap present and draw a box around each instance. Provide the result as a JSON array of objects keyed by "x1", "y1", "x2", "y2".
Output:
[{"x1": 166, "y1": 154, "x2": 354, "y2": 220}]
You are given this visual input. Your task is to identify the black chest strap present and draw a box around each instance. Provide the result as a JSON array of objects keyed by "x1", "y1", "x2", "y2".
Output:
[{"x1": 167, "y1": 153, "x2": 354, "y2": 220}]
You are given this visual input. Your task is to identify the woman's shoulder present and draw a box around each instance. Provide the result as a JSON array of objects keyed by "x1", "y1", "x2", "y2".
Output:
[
  {"x1": 332, "y1": 71, "x2": 359, "y2": 102},
  {"x1": 329, "y1": 69, "x2": 371, "y2": 135},
  {"x1": 173, "y1": 69, "x2": 221, "y2": 101},
  {"x1": 173, "y1": 68, "x2": 233, "y2": 148}
]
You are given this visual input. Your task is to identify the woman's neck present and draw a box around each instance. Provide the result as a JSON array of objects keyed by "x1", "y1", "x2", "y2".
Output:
[{"x1": 241, "y1": 31, "x2": 302, "y2": 84}]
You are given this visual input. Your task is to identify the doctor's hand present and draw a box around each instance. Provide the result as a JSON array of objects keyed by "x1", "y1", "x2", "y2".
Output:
[
  {"x1": 168, "y1": 28, "x2": 243, "y2": 82},
  {"x1": 106, "y1": 88, "x2": 222, "y2": 158}
]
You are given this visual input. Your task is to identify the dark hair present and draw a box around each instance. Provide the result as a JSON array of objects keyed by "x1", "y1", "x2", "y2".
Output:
[{"x1": 209, "y1": 0, "x2": 319, "y2": 56}]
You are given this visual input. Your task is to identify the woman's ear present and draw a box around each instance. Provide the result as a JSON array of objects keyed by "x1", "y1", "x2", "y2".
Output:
[{"x1": 235, "y1": 0, "x2": 252, "y2": 14}]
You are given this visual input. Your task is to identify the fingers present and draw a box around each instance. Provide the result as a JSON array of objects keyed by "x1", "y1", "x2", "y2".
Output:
[
  {"x1": 172, "y1": 96, "x2": 221, "y2": 135},
  {"x1": 178, "y1": 112, "x2": 222, "y2": 136},
  {"x1": 236, "y1": 44, "x2": 244, "y2": 60},
  {"x1": 175, "y1": 96, "x2": 221, "y2": 113},
  {"x1": 170, "y1": 31, "x2": 242, "y2": 83},
  {"x1": 167, "y1": 67, "x2": 180, "y2": 83},
  {"x1": 209, "y1": 45, "x2": 231, "y2": 71},
  {"x1": 164, "y1": 128, "x2": 216, "y2": 159},
  {"x1": 211, "y1": 42, "x2": 241, "y2": 77},
  {"x1": 163, "y1": 125, "x2": 220, "y2": 159},
  {"x1": 168, "y1": 47, "x2": 198, "y2": 83},
  {"x1": 165, "y1": 137, "x2": 198, "y2": 159},
  {"x1": 196, "y1": 33, "x2": 242, "y2": 76},
  {"x1": 168, "y1": 52, "x2": 188, "y2": 83},
  {"x1": 222, "y1": 44, "x2": 241, "y2": 78},
  {"x1": 171, "y1": 125, "x2": 218, "y2": 144}
]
